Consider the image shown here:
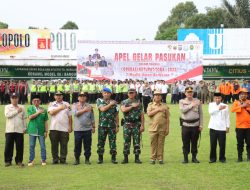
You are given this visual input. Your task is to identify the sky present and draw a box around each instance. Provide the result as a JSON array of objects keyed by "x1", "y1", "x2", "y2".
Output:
[{"x1": 0, "y1": 0, "x2": 232, "y2": 40}]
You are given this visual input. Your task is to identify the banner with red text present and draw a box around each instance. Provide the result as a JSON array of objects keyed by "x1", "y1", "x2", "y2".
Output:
[{"x1": 77, "y1": 41, "x2": 203, "y2": 81}]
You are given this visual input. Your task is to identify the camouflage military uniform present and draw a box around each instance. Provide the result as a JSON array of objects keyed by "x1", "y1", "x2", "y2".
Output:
[
  {"x1": 96, "y1": 98, "x2": 119, "y2": 156},
  {"x1": 121, "y1": 99, "x2": 143, "y2": 155}
]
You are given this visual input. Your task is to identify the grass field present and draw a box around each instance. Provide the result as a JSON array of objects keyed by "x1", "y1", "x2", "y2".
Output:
[{"x1": 0, "y1": 99, "x2": 249, "y2": 190}]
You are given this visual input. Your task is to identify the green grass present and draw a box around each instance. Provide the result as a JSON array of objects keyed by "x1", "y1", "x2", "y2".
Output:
[{"x1": 0, "y1": 99, "x2": 250, "y2": 190}]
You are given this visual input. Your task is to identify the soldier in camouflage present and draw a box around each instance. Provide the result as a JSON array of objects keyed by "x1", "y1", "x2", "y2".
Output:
[
  {"x1": 96, "y1": 87, "x2": 119, "y2": 164},
  {"x1": 120, "y1": 88, "x2": 145, "y2": 164}
]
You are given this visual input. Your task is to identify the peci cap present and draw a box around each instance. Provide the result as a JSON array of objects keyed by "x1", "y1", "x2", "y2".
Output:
[
  {"x1": 32, "y1": 95, "x2": 40, "y2": 100},
  {"x1": 214, "y1": 92, "x2": 222, "y2": 97}
]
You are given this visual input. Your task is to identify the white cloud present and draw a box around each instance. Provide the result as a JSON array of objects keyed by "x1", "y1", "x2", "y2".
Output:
[{"x1": 184, "y1": 33, "x2": 200, "y2": 41}]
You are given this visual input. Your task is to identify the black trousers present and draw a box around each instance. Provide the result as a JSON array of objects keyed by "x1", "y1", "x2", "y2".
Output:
[
  {"x1": 236, "y1": 128, "x2": 250, "y2": 157},
  {"x1": 193, "y1": 92, "x2": 198, "y2": 98},
  {"x1": 74, "y1": 130, "x2": 92, "y2": 159},
  {"x1": 116, "y1": 93, "x2": 122, "y2": 103},
  {"x1": 19, "y1": 93, "x2": 26, "y2": 105},
  {"x1": 49, "y1": 130, "x2": 69, "y2": 162},
  {"x1": 64, "y1": 93, "x2": 70, "y2": 103},
  {"x1": 39, "y1": 92, "x2": 48, "y2": 104},
  {"x1": 30, "y1": 92, "x2": 36, "y2": 105},
  {"x1": 171, "y1": 94, "x2": 178, "y2": 104},
  {"x1": 210, "y1": 129, "x2": 226, "y2": 162},
  {"x1": 49, "y1": 93, "x2": 55, "y2": 102},
  {"x1": 72, "y1": 92, "x2": 78, "y2": 103},
  {"x1": 138, "y1": 93, "x2": 142, "y2": 103},
  {"x1": 232, "y1": 94, "x2": 239, "y2": 102},
  {"x1": 143, "y1": 96, "x2": 151, "y2": 112},
  {"x1": 122, "y1": 93, "x2": 128, "y2": 102},
  {"x1": 0, "y1": 91, "x2": 5, "y2": 104},
  {"x1": 162, "y1": 93, "x2": 167, "y2": 103},
  {"x1": 181, "y1": 92, "x2": 186, "y2": 100},
  {"x1": 182, "y1": 126, "x2": 200, "y2": 155},
  {"x1": 4, "y1": 133, "x2": 24, "y2": 164},
  {"x1": 224, "y1": 95, "x2": 231, "y2": 104},
  {"x1": 89, "y1": 93, "x2": 96, "y2": 104}
]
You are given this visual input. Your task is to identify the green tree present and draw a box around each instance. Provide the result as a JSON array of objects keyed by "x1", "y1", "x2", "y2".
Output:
[
  {"x1": 155, "y1": 25, "x2": 178, "y2": 40},
  {"x1": 61, "y1": 21, "x2": 79, "y2": 29},
  {"x1": 223, "y1": 0, "x2": 250, "y2": 27},
  {"x1": 185, "y1": 13, "x2": 210, "y2": 28},
  {"x1": 185, "y1": 8, "x2": 228, "y2": 28},
  {"x1": 0, "y1": 21, "x2": 8, "y2": 29},
  {"x1": 155, "y1": 1, "x2": 198, "y2": 40}
]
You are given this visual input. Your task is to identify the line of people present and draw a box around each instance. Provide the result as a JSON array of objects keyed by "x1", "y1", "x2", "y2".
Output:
[
  {"x1": 1, "y1": 79, "x2": 250, "y2": 108},
  {"x1": 3, "y1": 86, "x2": 250, "y2": 167}
]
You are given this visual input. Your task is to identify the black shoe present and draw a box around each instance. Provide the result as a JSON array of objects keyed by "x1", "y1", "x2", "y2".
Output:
[
  {"x1": 121, "y1": 155, "x2": 128, "y2": 164},
  {"x1": 182, "y1": 160, "x2": 188, "y2": 164},
  {"x1": 5, "y1": 162, "x2": 12, "y2": 167},
  {"x1": 192, "y1": 155, "x2": 200, "y2": 163},
  {"x1": 73, "y1": 159, "x2": 80, "y2": 165},
  {"x1": 135, "y1": 155, "x2": 142, "y2": 164},
  {"x1": 159, "y1": 160, "x2": 164, "y2": 165},
  {"x1": 182, "y1": 154, "x2": 188, "y2": 164},
  {"x1": 111, "y1": 155, "x2": 118, "y2": 164},
  {"x1": 150, "y1": 160, "x2": 156, "y2": 165},
  {"x1": 17, "y1": 162, "x2": 25, "y2": 168},
  {"x1": 237, "y1": 157, "x2": 243, "y2": 162},
  {"x1": 209, "y1": 160, "x2": 216, "y2": 163},
  {"x1": 97, "y1": 155, "x2": 103, "y2": 164},
  {"x1": 247, "y1": 158, "x2": 250, "y2": 162},
  {"x1": 85, "y1": 159, "x2": 91, "y2": 165},
  {"x1": 220, "y1": 160, "x2": 226, "y2": 163},
  {"x1": 52, "y1": 160, "x2": 59, "y2": 165},
  {"x1": 60, "y1": 160, "x2": 68, "y2": 165}
]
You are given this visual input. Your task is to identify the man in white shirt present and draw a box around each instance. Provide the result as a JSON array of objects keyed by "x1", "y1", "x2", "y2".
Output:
[
  {"x1": 48, "y1": 91, "x2": 72, "y2": 164},
  {"x1": 4, "y1": 93, "x2": 26, "y2": 167},
  {"x1": 161, "y1": 81, "x2": 169, "y2": 103},
  {"x1": 208, "y1": 92, "x2": 230, "y2": 163}
]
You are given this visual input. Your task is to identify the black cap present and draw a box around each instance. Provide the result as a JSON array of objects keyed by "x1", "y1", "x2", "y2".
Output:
[
  {"x1": 214, "y1": 92, "x2": 221, "y2": 97},
  {"x1": 32, "y1": 95, "x2": 40, "y2": 100}
]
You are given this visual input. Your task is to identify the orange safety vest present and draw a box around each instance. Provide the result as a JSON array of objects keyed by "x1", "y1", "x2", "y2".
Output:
[
  {"x1": 219, "y1": 83, "x2": 226, "y2": 95},
  {"x1": 224, "y1": 83, "x2": 232, "y2": 95},
  {"x1": 231, "y1": 100, "x2": 250, "y2": 128}
]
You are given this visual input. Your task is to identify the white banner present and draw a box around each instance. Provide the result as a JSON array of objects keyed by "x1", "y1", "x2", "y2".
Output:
[
  {"x1": 178, "y1": 28, "x2": 250, "y2": 64},
  {"x1": 77, "y1": 41, "x2": 203, "y2": 82}
]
